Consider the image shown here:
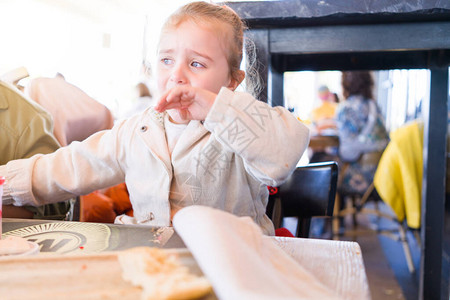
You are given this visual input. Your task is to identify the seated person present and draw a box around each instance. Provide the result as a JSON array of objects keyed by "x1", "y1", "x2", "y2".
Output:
[
  {"x1": 310, "y1": 85, "x2": 338, "y2": 136},
  {"x1": 0, "y1": 2, "x2": 309, "y2": 235},
  {"x1": 309, "y1": 85, "x2": 339, "y2": 163},
  {"x1": 336, "y1": 71, "x2": 389, "y2": 195},
  {"x1": 0, "y1": 80, "x2": 70, "y2": 219}
]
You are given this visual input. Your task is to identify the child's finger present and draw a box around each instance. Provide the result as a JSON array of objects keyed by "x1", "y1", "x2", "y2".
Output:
[
  {"x1": 156, "y1": 86, "x2": 195, "y2": 112},
  {"x1": 154, "y1": 97, "x2": 182, "y2": 112},
  {"x1": 154, "y1": 89, "x2": 172, "y2": 112},
  {"x1": 166, "y1": 86, "x2": 195, "y2": 103},
  {"x1": 159, "y1": 101, "x2": 186, "y2": 111}
]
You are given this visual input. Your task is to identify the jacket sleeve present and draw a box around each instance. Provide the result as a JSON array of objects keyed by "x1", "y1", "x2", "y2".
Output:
[
  {"x1": 203, "y1": 87, "x2": 310, "y2": 187},
  {"x1": 1, "y1": 120, "x2": 129, "y2": 207}
]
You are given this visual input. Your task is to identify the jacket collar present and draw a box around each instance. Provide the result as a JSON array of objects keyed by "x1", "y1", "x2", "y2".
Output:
[
  {"x1": 172, "y1": 120, "x2": 209, "y2": 159},
  {"x1": 137, "y1": 108, "x2": 209, "y2": 170}
]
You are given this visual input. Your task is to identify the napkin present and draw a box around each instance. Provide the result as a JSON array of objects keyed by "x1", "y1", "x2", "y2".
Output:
[{"x1": 173, "y1": 206, "x2": 342, "y2": 300}]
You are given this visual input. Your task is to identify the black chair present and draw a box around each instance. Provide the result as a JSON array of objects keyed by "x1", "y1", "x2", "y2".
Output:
[{"x1": 267, "y1": 161, "x2": 339, "y2": 238}]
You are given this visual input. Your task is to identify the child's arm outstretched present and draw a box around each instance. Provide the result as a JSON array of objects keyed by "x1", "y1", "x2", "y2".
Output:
[
  {"x1": 156, "y1": 86, "x2": 310, "y2": 187},
  {"x1": 0, "y1": 122, "x2": 128, "y2": 208}
]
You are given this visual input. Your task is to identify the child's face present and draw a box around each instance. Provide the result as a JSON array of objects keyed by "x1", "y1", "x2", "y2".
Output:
[{"x1": 156, "y1": 20, "x2": 234, "y2": 97}]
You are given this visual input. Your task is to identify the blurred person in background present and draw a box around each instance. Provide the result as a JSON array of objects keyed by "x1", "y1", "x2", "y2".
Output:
[
  {"x1": 309, "y1": 85, "x2": 339, "y2": 163},
  {"x1": 310, "y1": 85, "x2": 338, "y2": 136},
  {"x1": 336, "y1": 71, "x2": 389, "y2": 195},
  {"x1": 0, "y1": 80, "x2": 71, "y2": 219},
  {"x1": 25, "y1": 74, "x2": 114, "y2": 146}
]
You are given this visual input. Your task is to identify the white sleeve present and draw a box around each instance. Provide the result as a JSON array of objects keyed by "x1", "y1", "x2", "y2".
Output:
[
  {"x1": 1, "y1": 122, "x2": 128, "y2": 207},
  {"x1": 203, "y1": 87, "x2": 310, "y2": 186}
]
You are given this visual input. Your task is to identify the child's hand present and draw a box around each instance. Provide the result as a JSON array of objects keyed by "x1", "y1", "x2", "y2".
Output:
[{"x1": 154, "y1": 86, "x2": 217, "y2": 122}]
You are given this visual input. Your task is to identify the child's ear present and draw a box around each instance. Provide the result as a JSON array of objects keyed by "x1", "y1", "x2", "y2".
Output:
[{"x1": 228, "y1": 70, "x2": 245, "y2": 91}]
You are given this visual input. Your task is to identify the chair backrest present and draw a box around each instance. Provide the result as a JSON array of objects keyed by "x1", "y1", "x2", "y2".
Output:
[
  {"x1": 267, "y1": 161, "x2": 339, "y2": 237},
  {"x1": 280, "y1": 161, "x2": 338, "y2": 218}
]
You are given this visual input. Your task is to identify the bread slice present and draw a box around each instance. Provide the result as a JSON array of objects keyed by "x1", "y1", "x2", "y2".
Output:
[{"x1": 117, "y1": 247, "x2": 212, "y2": 300}]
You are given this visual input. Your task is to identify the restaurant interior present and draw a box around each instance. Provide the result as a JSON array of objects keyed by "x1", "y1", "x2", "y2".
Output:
[{"x1": 1, "y1": 1, "x2": 450, "y2": 300}]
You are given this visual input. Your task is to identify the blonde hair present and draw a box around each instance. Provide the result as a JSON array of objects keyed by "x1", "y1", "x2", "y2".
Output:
[{"x1": 161, "y1": 1, "x2": 246, "y2": 89}]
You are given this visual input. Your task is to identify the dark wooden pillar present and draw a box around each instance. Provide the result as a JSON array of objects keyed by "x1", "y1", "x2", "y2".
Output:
[
  {"x1": 268, "y1": 61, "x2": 284, "y2": 107},
  {"x1": 419, "y1": 67, "x2": 448, "y2": 300}
]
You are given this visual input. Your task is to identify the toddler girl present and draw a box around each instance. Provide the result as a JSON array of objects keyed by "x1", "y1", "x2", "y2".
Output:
[{"x1": 0, "y1": 1, "x2": 309, "y2": 235}]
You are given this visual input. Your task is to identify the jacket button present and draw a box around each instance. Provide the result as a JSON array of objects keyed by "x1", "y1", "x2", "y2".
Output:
[{"x1": 140, "y1": 125, "x2": 148, "y2": 132}]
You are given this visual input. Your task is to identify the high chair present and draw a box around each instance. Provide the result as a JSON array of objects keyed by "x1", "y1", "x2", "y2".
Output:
[{"x1": 267, "y1": 161, "x2": 338, "y2": 238}]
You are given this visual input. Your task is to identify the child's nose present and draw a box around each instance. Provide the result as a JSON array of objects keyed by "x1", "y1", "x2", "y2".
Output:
[{"x1": 170, "y1": 63, "x2": 188, "y2": 85}]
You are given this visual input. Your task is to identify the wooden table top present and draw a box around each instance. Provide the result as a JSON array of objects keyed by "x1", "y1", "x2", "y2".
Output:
[
  {"x1": 309, "y1": 135, "x2": 340, "y2": 150},
  {"x1": 1, "y1": 219, "x2": 370, "y2": 299}
]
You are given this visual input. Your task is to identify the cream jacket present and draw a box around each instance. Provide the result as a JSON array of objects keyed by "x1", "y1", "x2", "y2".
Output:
[{"x1": 1, "y1": 88, "x2": 310, "y2": 235}]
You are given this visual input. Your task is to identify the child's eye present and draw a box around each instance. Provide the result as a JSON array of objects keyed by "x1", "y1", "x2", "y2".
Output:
[
  {"x1": 191, "y1": 61, "x2": 205, "y2": 68},
  {"x1": 161, "y1": 58, "x2": 173, "y2": 65}
]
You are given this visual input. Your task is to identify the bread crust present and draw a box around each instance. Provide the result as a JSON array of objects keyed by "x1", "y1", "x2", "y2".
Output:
[{"x1": 118, "y1": 247, "x2": 212, "y2": 300}]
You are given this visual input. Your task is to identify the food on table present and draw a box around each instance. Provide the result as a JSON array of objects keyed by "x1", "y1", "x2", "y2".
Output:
[{"x1": 118, "y1": 247, "x2": 212, "y2": 300}]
